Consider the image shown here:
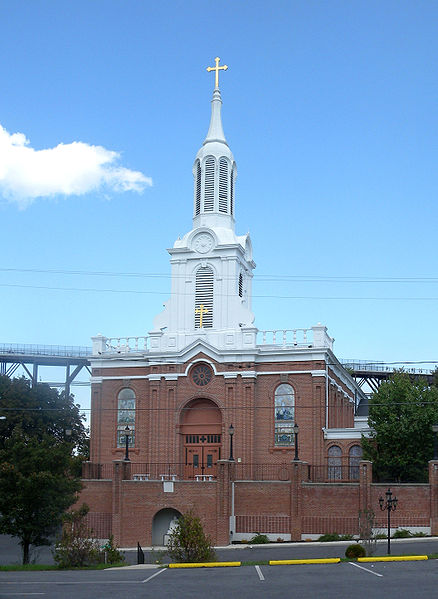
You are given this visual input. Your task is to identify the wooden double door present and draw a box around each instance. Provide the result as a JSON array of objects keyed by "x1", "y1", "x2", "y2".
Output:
[{"x1": 184, "y1": 434, "x2": 221, "y2": 479}]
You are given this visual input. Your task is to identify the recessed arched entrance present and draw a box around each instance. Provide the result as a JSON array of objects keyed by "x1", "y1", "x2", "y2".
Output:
[
  {"x1": 152, "y1": 508, "x2": 182, "y2": 546},
  {"x1": 181, "y1": 398, "x2": 222, "y2": 479}
]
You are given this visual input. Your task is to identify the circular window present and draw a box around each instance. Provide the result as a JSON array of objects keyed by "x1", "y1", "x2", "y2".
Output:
[{"x1": 192, "y1": 363, "x2": 213, "y2": 386}]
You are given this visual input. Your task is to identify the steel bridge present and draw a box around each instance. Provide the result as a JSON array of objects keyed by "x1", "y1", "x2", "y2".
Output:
[{"x1": 0, "y1": 343, "x2": 434, "y2": 399}]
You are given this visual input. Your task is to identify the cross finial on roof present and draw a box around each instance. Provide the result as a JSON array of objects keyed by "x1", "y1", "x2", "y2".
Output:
[{"x1": 206, "y1": 57, "x2": 228, "y2": 89}]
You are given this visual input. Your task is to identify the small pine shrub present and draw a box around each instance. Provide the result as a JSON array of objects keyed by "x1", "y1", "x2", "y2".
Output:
[
  {"x1": 412, "y1": 531, "x2": 427, "y2": 537},
  {"x1": 340, "y1": 534, "x2": 354, "y2": 541},
  {"x1": 250, "y1": 534, "x2": 270, "y2": 544},
  {"x1": 345, "y1": 544, "x2": 366, "y2": 559},
  {"x1": 374, "y1": 533, "x2": 387, "y2": 539},
  {"x1": 166, "y1": 510, "x2": 216, "y2": 563},
  {"x1": 392, "y1": 529, "x2": 412, "y2": 539},
  {"x1": 101, "y1": 535, "x2": 124, "y2": 564},
  {"x1": 318, "y1": 533, "x2": 340, "y2": 542}
]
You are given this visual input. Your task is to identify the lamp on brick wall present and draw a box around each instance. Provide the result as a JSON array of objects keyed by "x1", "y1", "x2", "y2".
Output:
[
  {"x1": 293, "y1": 422, "x2": 299, "y2": 461},
  {"x1": 124, "y1": 425, "x2": 131, "y2": 462},
  {"x1": 432, "y1": 424, "x2": 438, "y2": 460},
  {"x1": 379, "y1": 488, "x2": 398, "y2": 555},
  {"x1": 228, "y1": 424, "x2": 235, "y2": 462}
]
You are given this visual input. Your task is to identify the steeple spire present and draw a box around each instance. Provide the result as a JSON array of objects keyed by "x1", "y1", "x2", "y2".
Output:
[{"x1": 204, "y1": 57, "x2": 228, "y2": 145}]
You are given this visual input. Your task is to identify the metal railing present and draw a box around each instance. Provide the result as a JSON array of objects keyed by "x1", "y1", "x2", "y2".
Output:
[
  {"x1": 307, "y1": 465, "x2": 360, "y2": 483},
  {"x1": 0, "y1": 343, "x2": 92, "y2": 358}
]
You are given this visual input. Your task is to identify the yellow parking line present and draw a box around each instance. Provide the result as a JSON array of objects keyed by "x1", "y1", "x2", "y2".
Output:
[
  {"x1": 168, "y1": 561, "x2": 241, "y2": 568},
  {"x1": 270, "y1": 558, "x2": 340, "y2": 565}
]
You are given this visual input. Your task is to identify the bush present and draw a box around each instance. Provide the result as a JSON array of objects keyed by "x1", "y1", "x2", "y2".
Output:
[
  {"x1": 250, "y1": 534, "x2": 270, "y2": 544},
  {"x1": 392, "y1": 529, "x2": 412, "y2": 539},
  {"x1": 101, "y1": 535, "x2": 124, "y2": 564},
  {"x1": 345, "y1": 544, "x2": 366, "y2": 559},
  {"x1": 166, "y1": 510, "x2": 216, "y2": 563},
  {"x1": 340, "y1": 534, "x2": 354, "y2": 541},
  {"x1": 54, "y1": 504, "x2": 100, "y2": 568},
  {"x1": 318, "y1": 533, "x2": 340, "y2": 542}
]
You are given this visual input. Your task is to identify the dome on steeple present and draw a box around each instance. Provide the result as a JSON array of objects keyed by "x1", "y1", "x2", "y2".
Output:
[{"x1": 192, "y1": 58, "x2": 236, "y2": 230}]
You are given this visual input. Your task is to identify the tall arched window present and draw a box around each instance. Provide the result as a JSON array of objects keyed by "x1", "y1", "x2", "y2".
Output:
[
  {"x1": 349, "y1": 445, "x2": 362, "y2": 480},
  {"x1": 117, "y1": 388, "x2": 136, "y2": 448},
  {"x1": 195, "y1": 266, "x2": 214, "y2": 328},
  {"x1": 327, "y1": 445, "x2": 342, "y2": 480},
  {"x1": 194, "y1": 159, "x2": 201, "y2": 216},
  {"x1": 204, "y1": 156, "x2": 215, "y2": 212},
  {"x1": 219, "y1": 157, "x2": 228, "y2": 213},
  {"x1": 274, "y1": 384, "x2": 295, "y2": 446}
]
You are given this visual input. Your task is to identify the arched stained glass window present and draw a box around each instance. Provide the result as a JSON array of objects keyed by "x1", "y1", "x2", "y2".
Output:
[
  {"x1": 349, "y1": 445, "x2": 362, "y2": 480},
  {"x1": 274, "y1": 384, "x2": 295, "y2": 446},
  {"x1": 328, "y1": 445, "x2": 342, "y2": 480},
  {"x1": 117, "y1": 388, "x2": 135, "y2": 448}
]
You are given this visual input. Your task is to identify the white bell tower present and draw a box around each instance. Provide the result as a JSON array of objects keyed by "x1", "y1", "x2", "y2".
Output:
[{"x1": 150, "y1": 58, "x2": 257, "y2": 353}]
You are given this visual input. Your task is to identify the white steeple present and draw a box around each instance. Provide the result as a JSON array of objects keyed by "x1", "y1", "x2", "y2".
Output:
[
  {"x1": 192, "y1": 58, "x2": 236, "y2": 231},
  {"x1": 150, "y1": 58, "x2": 256, "y2": 353}
]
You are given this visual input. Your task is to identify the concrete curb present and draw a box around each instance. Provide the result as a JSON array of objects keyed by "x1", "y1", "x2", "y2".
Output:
[
  {"x1": 168, "y1": 561, "x2": 241, "y2": 568},
  {"x1": 358, "y1": 556, "x2": 428, "y2": 562},
  {"x1": 270, "y1": 558, "x2": 340, "y2": 565}
]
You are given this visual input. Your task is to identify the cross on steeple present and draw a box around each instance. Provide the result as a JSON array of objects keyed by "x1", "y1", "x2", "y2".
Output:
[
  {"x1": 195, "y1": 304, "x2": 209, "y2": 328},
  {"x1": 206, "y1": 57, "x2": 228, "y2": 89}
]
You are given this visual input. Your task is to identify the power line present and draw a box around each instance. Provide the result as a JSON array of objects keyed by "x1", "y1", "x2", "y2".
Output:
[
  {"x1": 1, "y1": 283, "x2": 437, "y2": 301},
  {"x1": 1, "y1": 267, "x2": 438, "y2": 283}
]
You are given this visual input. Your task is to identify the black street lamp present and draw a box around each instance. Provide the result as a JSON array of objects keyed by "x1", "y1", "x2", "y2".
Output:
[
  {"x1": 228, "y1": 424, "x2": 235, "y2": 462},
  {"x1": 379, "y1": 488, "x2": 398, "y2": 555},
  {"x1": 432, "y1": 424, "x2": 438, "y2": 460},
  {"x1": 293, "y1": 422, "x2": 299, "y2": 461},
  {"x1": 124, "y1": 425, "x2": 131, "y2": 461}
]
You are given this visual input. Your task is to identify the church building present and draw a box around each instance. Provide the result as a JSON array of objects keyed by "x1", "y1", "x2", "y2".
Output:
[{"x1": 81, "y1": 59, "x2": 390, "y2": 547}]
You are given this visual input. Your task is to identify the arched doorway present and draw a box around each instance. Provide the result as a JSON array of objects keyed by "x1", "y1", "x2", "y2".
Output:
[
  {"x1": 181, "y1": 398, "x2": 222, "y2": 479},
  {"x1": 152, "y1": 508, "x2": 182, "y2": 546}
]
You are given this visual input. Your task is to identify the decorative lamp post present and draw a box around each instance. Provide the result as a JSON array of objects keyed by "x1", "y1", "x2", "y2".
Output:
[
  {"x1": 293, "y1": 422, "x2": 299, "y2": 461},
  {"x1": 124, "y1": 425, "x2": 131, "y2": 461},
  {"x1": 228, "y1": 424, "x2": 235, "y2": 462},
  {"x1": 432, "y1": 424, "x2": 438, "y2": 460},
  {"x1": 379, "y1": 488, "x2": 398, "y2": 555}
]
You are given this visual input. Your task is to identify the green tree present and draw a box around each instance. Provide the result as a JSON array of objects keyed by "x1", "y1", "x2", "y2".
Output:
[
  {"x1": 362, "y1": 372, "x2": 438, "y2": 482},
  {"x1": 166, "y1": 510, "x2": 216, "y2": 563},
  {"x1": 0, "y1": 376, "x2": 87, "y2": 564}
]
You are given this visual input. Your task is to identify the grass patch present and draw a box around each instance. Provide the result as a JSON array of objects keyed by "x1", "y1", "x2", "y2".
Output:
[{"x1": 241, "y1": 560, "x2": 270, "y2": 566}]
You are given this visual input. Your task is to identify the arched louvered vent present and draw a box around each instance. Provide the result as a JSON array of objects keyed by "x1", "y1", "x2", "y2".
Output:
[
  {"x1": 238, "y1": 273, "x2": 243, "y2": 298},
  {"x1": 219, "y1": 157, "x2": 228, "y2": 213},
  {"x1": 230, "y1": 164, "x2": 235, "y2": 216},
  {"x1": 204, "y1": 156, "x2": 215, "y2": 212},
  {"x1": 195, "y1": 160, "x2": 201, "y2": 216},
  {"x1": 195, "y1": 266, "x2": 214, "y2": 329}
]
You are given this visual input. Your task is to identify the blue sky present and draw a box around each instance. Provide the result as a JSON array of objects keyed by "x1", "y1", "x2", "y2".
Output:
[{"x1": 1, "y1": 1, "x2": 437, "y2": 411}]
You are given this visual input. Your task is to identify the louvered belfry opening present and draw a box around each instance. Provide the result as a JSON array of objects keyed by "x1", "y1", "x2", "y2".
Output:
[
  {"x1": 238, "y1": 272, "x2": 243, "y2": 298},
  {"x1": 204, "y1": 156, "x2": 215, "y2": 212},
  {"x1": 195, "y1": 159, "x2": 201, "y2": 216},
  {"x1": 219, "y1": 157, "x2": 228, "y2": 213},
  {"x1": 230, "y1": 164, "x2": 235, "y2": 216},
  {"x1": 195, "y1": 266, "x2": 214, "y2": 329}
]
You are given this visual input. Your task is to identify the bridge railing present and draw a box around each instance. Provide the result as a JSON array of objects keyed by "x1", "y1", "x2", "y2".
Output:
[
  {"x1": 341, "y1": 359, "x2": 433, "y2": 375},
  {"x1": 0, "y1": 343, "x2": 92, "y2": 358}
]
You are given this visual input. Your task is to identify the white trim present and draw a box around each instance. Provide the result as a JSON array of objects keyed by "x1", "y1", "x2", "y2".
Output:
[{"x1": 323, "y1": 427, "x2": 370, "y2": 440}]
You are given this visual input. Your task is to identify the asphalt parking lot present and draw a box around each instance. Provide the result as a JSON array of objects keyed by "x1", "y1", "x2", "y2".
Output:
[{"x1": 1, "y1": 560, "x2": 438, "y2": 599}]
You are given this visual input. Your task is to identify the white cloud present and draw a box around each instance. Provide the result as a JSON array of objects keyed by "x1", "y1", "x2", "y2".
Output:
[{"x1": 0, "y1": 124, "x2": 152, "y2": 208}]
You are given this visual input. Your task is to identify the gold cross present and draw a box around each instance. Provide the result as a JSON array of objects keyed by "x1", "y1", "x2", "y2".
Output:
[
  {"x1": 195, "y1": 304, "x2": 209, "y2": 328},
  {"x1": 206, "y1": 57, "x2": 228, "y2": 88}
]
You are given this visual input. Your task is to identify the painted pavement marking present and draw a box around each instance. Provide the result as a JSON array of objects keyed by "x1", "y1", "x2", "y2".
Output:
[
  {"x1": 349, "y1": 561, "x2": 383, "y2": 577},
  {"x1": 254, "y1": 565, "x2": 265, "y2": 581},
  {"x1": 142, "y1": 568, "x2": 167, "y2": 584}
]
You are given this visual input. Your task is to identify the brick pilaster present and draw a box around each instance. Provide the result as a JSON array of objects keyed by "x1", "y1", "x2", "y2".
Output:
[
  {"x1": 429, "y1": 460, "x2": 438, "y2": 535},
  {"x1": 290, "y1": 460, "x2": 307, "y2": 541},
  {"x1": 216, "y1": 459, "x2": 235, "y2": 545}
]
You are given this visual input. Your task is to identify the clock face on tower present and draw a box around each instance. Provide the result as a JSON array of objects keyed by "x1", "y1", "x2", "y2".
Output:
[{"x1": 193, "y1": 233, "x2": 214, "y2": 254}]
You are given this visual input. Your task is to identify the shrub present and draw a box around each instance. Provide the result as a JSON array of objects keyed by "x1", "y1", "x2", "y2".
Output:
[
  {"x1": 392, "y1": 529, "x2": 412, "y2": 539},
  {"x1": 340, "y1": 534, "x2": 354, "y2": 541},
  {"x1": 318, "y1": 533, "x2": 340, "y2": 542},
  {"x1": 412, "y1": 531, "x2": 427, "y2": 537},
  {"x1": 345, "y1": 544, "x2": 366, "y2": 559},
  {"x1": 250, "y1": 534, "x2": 270, "y2": 544},
  {"x1": 101, "y1": 535, "x2": 124, "y2": 564},
  {"x1": 54, "y1": 504, "x2": 100, "y2": 568},
  {"x1": 166, "y1": 510, "x2": 216, "y2": 563}
]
